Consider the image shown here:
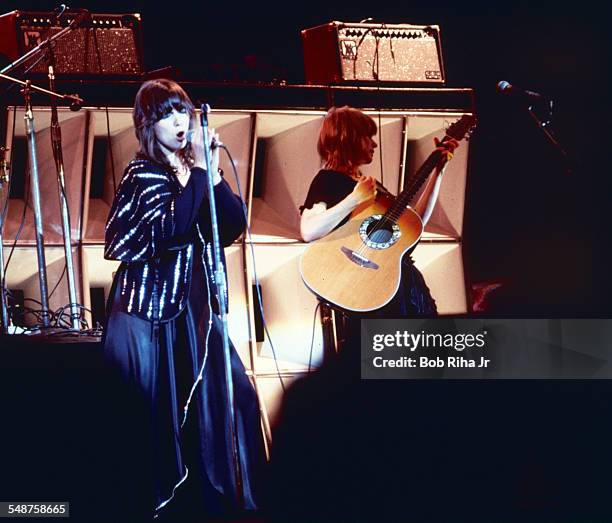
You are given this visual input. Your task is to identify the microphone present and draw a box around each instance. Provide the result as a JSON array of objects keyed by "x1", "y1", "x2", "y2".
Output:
[
  {"x1": 186, "y1": 129, "x2": 224, "y2": 149},
  {"x1": 211, "y1": 136, "x2": 224, "y2": 149},
  {"x1": 65, "y1": 94, "x2": 83, "y2": 111},
  {"x1": 497, "y1": 80, "x2": 547, "y2": 103}
]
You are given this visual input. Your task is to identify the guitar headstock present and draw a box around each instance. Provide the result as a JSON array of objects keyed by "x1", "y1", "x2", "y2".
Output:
[{"x1": 445, "y1": 114, "x2": 477, "y2": 142}]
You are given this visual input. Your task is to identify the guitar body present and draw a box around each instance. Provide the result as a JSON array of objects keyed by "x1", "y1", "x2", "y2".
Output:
[{"x1": 300, "y1": 192, "x2": 423, "y2": 312}]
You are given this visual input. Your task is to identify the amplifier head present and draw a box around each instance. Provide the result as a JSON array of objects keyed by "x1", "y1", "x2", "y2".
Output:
[
  {"x1": 0, "y1": 10, "x2": 144, "y2": 76},
  {"x1": 302, "y1": 21, "x2": 446, "y2": 85}
]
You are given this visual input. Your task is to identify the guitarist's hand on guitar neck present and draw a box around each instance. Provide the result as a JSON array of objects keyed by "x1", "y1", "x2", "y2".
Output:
[
  {"x1": 349, "y1": 175, "x2": 378, "y2": 207},
  {"x1": 433, "y1": 137, "x2": 460, "y2": 172}
]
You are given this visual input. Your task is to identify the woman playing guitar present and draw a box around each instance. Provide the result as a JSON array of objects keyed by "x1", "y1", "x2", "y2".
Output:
[{"x1": 299, "y1": 106, "x2": 458, "y2": 345}]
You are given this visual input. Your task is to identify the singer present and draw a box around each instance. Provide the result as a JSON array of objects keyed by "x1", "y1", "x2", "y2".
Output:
[{"x1": 103, "y1": 79, "x2": 263, "y2": 519}]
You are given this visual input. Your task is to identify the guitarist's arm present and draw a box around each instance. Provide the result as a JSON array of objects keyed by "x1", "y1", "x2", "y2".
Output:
[
  {"x1": 300, "y1": 176, "x2": 377, "y2": 242},
  {"x1": 411, "y1": 138, "x2": 459, "y2": 224}
]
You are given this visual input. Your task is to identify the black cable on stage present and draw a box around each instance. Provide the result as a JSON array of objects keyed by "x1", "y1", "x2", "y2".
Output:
[
  {"x1": 105, "y1": 107, "x2": 118, "y2": 194},
  {"x1": 219, "y1": 143, "x2": 286, "y2": 392},
  {"x1": 0, "y1": 106, "x2": 18, "y2": 315},
  {"x1": 91, "y1": 26, "x2": 118, "y2": 194},
  {"x1": 2, "y1": 170, "x2": 30, "y2": 308},
  {"x1": 48, "y1": 263, "x2": 67, "y2": 300},
  {"x1": 307, "y1": 301, "x2": 321, "y2": 374}
]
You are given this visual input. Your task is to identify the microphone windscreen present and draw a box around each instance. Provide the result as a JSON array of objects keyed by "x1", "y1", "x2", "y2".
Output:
[{"x1": 497, "y1": 80, "x2": 511, "y2": 92}]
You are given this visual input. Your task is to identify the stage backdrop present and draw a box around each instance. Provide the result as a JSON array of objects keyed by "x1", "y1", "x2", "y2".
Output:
[{"x1": 1, "y1": 104, "x2": 473, "y2": 440}]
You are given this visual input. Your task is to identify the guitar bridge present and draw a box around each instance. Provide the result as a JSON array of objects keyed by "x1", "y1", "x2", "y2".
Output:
[{"x1": 341, "y1": 246, "x2": 379, "y2": 269}]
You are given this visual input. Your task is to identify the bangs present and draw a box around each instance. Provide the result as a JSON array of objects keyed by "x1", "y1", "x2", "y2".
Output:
[
  {"x1": 136, "y1": 79, "x2": 195, "y2": 127},
  {"x1": 152, "y1": 95, "x2": 189, "y2": 122}
]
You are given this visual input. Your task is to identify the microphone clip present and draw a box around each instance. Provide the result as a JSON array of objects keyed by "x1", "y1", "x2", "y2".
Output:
[{"x1": 65, "y1": 94, "x2": 83, "y2": 111}]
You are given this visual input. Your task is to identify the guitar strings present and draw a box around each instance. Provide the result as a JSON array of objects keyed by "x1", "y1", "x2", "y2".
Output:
[
  {"x1": 352, "y1": 179, "x2": 411, "y2": 257},
  {"x1": 352, "y1": 148, "x2": 444, "y2": 259},
  {"x1": 352, "y1": 173, "x2": 422, "y2": 258}
]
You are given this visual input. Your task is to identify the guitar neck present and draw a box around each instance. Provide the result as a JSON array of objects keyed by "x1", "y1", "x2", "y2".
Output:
[
  {"x1": 382, "y1": 113, "x2": 476, "y2": 224},
  {"x1": 385, "y1": 147, "x2": 444, "y2": 221}
]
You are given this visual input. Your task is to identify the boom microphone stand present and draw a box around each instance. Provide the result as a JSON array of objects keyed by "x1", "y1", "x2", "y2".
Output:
[
  {"x1": 0, "y1": 70, "x2": 83, "y2": 330},
  {"x1": 497, "y1": 81, "x2": 571, "y2": 176},
  {"x1": 0, "y1": 9, "x2": 86, "y2": 331},
  {"x1": 46, "y1": 56, "x2": 80, "y2": 329},
  {"x1": 199, "y1": 103, "x2": 244, "y2": 508},
  {"x1": 526, "y1": 101, "x2": 572, "y2": 176}
]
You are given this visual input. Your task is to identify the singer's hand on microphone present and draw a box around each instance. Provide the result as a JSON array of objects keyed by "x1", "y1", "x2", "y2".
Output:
[
  {"x1": 190, "y1": 121, "x2": 221, "y2": 184},
  {"x1": 189, "y1": 121, "x2": 205, "y2": 169},
  {"x1": 208, "y1": 128, "x2": 221, "y2": 185}
]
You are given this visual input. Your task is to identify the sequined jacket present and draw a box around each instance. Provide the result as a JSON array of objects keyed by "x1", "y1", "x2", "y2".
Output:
[{"x1": 104, "y1": 158, "x2": 246, "y2": 322}]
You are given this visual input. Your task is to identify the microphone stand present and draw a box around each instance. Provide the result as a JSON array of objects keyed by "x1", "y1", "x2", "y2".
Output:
[
  {"x1": 526, "y1": 100, "x2": 572, "y2": 176},
  {"x1": 46, "y1": 51, "x2": 81, "y2": 330},
  {"x1": 0, "y1": 10, "x2": 86, "y2": 332},
  {"x1": 21, "y1": 81, "x2": 51, "y2": 328},
  {"x1": 0, "y1": 146, "x2": 10, "y2": 333},
  {"x1": 0, "y1": 70, "x2": 83, "y2": 330},
  {"x1": 199, "y1": 103, "x2": 244, "y2": 509}
]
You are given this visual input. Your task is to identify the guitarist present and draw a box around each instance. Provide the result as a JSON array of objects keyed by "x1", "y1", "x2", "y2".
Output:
[{"x1": 299, "y1": 106, "x2": 458, "y2": 330}]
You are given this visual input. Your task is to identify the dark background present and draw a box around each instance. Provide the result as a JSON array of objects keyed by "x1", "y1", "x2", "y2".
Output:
[{"x1": 3, "y1": 0, "x2": 610, "y2": 314}]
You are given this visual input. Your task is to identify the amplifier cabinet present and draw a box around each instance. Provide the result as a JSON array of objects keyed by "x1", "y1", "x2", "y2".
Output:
[
  {"x1": 301, "y1": 21, "x2": 445, "y2": 85},
  {"x1": 0, "y1": 10, "x2": 143, "y2": 76}
]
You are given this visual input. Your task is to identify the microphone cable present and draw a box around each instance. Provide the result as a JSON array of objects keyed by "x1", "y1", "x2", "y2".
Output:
[
  {"x1": 307, "y1": 301, "x2": 321, "y2": 374},
  {"x1": 219, "y1": 143, "x2": 286, "y2": 392}
]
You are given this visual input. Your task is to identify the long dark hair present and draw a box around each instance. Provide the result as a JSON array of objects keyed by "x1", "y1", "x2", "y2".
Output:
[
  {"x1": 132, "y1": 79, "x2": 196, "y2": 168},
  {"x1": 317, "y1": 106, "x2": 377, "y2": 173}
]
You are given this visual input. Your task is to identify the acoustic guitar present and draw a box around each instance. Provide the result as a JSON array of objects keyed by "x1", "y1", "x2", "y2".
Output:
[{"x1": 300, "y1": 114, "x2": 476, "y2": 312}]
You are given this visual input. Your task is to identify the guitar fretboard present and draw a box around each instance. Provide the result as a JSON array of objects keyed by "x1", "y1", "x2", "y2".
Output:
[{"x1": 383, "y1": 147, "x2": 445, "y2": 224}]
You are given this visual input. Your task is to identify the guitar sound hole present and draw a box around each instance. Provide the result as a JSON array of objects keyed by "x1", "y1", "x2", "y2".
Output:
[{"x1": 366, "y1": 221, "x2": 393, "y2": 244}]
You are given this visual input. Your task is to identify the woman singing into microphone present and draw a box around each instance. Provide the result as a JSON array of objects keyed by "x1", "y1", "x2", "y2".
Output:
[{"x1": 103, "y1": 79, "x2": 263, "y2": 519}]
